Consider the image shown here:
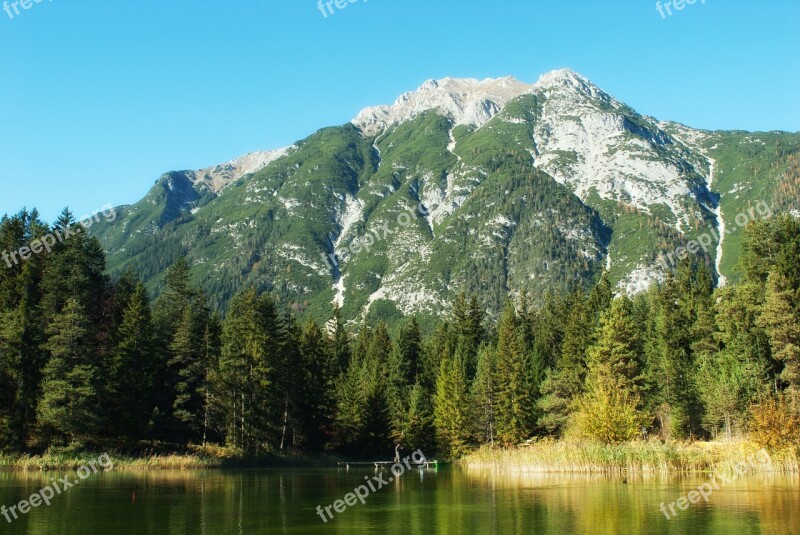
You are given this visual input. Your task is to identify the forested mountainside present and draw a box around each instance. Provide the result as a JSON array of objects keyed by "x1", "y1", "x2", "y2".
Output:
[{"x1": 87, "y1": 69, "x2": 800, "y2": 328}]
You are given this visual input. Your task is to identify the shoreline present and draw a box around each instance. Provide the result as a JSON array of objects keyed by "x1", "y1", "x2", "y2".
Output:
[
  {"x1": 458, "y1": 439, "x2": 800, "y2": 475},
  {"x1": 2, "y1": 440, "x2": 798, "y2": 474},
  {"x1": 0, "y1": 451, "x2": 342, "y2": 472}
]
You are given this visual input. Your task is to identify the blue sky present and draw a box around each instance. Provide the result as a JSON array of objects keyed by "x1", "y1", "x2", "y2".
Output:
[{"x1": 1, "y1": 0, "x2": 798, "y2": 222}]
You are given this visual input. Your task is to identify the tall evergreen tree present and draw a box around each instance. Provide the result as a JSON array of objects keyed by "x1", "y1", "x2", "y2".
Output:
[
  {"x1": 494, "y1": 303, "x2": 538, "y2": 444},
  {"x1": 433, "y1": 343, "x2": 471, "y2": 457},
  {"x1": 37, "y1": 298, "x2": 101, "y2": 445},
  {"x1": 758, "y1": 271, "x2": 800, "y2": 396},
  {"x1": 387, "y1": 317, "x2": 423, "y2": 439},
  {"x1": 106, "y1": 283, "x2": 156, "y2": 444},
  {"x1": 574, "y1": 297, "x2": 646, "y2": 443},
  {"x1": 328, "y1": 304, "x2": 351, "y2": 375},
  {"x1": 471, "y1": 344, "x2": 498, "y2": 445},
  {"x1": 216, "y1": 289, "x2": 276, "y2": 454},
  {"x1": 296, "y1": 318, "x2": 336, "y2": 453},
  {"x1": 537, "y1": 291, "x2": 593, "y2": 435}
]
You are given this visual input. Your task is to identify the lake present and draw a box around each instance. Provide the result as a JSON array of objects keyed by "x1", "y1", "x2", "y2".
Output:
[{"x1": 0, "y1": 467, "x2": 798, "y2": 534}]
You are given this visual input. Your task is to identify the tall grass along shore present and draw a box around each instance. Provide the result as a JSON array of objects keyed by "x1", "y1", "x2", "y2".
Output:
[{"x1": 459, "y1": 439, "x2": 799, "y2": 475}]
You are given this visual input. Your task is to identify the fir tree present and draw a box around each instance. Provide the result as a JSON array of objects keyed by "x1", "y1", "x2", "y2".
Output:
[
  {"x1": 471, "y1": 344, "x2": 498, "y2": 445},
  {"x1": 759, "y1": 271, "x2": 800, "y2": 395},
  {"x1": 107, "y1": 283, "x2": 155, "y2": 444},
  {"x1": 433, "y1": 343, "x2": 471, "y2": 457},
  {"x1": 216, "y1": 289, "x2": 276, "y2": 453},
  {"x1": 494, "y1": 303, "x2": 538, "y2": 444},
  {"x1": 575, "y1": 297, "x2": 646, "y2": 443},
  {"x1": 37, "y1": 298, "x2": 100, "y2": 445}
]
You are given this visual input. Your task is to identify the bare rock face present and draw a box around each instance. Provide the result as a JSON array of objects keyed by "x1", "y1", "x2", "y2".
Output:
[{"x1": 352, "y1": 76, "x2": 535, "y2": 137}]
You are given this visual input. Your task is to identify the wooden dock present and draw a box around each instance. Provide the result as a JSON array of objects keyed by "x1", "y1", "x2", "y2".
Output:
[{"x1": 337, "y1": 460, "x2": 441, "y2": 469}]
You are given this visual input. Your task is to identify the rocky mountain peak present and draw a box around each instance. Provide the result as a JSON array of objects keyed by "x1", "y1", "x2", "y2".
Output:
[{"x1": 352, "y1": 75, "x2": 535, "y2": 137}]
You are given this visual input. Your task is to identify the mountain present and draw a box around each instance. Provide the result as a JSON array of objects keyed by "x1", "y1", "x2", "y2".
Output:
[{"x1": 90, "y1": 69, "x2": 800, "y2": 327}]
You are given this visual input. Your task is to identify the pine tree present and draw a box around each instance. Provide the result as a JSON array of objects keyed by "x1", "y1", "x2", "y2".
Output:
[
  {"x1": 107, "y1": 283, "x2": 155, "y2": 444},
  {"x1": 575, "y1": 297, "x2": 646, "y2": 443},
  {"x1": 471, "y1": 345, "x2": 498, "y2": 445},
  {"x1": 433, "y1": 343, "x2": 471, "y2": 457},
  {"x1": 650, "y1": 267, "x2": 701, "y2": 439},
  {"x1": 334, "y1": 350, "x2": 367, "y2": 452},
  {"x1": 387, "y1": 317, "x2": 423, "y2": 439},
  {"x1": 452, "y1": 293, "x2": 485, "y2": 377},
  {"x1": 531, "y1": 291, "x2": 568, "y2": 371},
  {"x1": 40, "y1": 209, "x2": 106, "y2": 321},
  {"x1": 1, "y1": 211, "x2": 55, "y2": 450},
  {"x1": 759, "y1": 271, "x2": 800, "y2": 395},
  {"x1": 296, "y1": 318, "x2": 336, "y2": 453},
  {"x1": 356, "y1": 323, "x2": 392, "y2": 455},
  {"x1": 401, "y1": 382, "x2": 435, "y2": 453},
  {"x1": 37, "y1": 298, "x2": 101, "y2": 445},
  {"x1": 216, "y1": 289, "x2": 276, "y2": 454},
  {"x1": 494, "y1": 303, "x2": 538, "y2": 444},
  {"x1": 168, "y1": 289, "x2": 216, "y2": 446},
  {"x1": 586, "y1": 297, "x2": 643, "y2": 393},
  {"x1": 537, "y1": 291, "x2": 593, "y2": 435},
  {"x1": 328, "y1": 304, "x2": 351, "y2": 375}
]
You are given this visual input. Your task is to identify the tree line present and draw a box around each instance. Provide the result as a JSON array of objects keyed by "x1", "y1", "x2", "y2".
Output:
[{"x1": 1, "y1": 209, "x2": 798, "y2": 458}]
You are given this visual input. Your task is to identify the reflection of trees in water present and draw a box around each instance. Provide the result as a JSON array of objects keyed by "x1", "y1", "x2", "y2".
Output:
[
  {"x1": 0, "y1": 470, "x2": 797, "y2": 534},
  {"x1": 461, "y1": 468, "x2": 800, "y2": 535}
]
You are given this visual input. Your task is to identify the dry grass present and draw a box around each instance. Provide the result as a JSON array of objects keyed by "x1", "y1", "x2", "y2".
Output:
[
  {"x1": 0, "y1": 452, "x2": 222, "y2": 471},
  {"x1": 0, "y1": 444, "x2": 338, "y2": 471},
  {"x1": 459, "y1": 438, "x2": 799, "y2": 475}
]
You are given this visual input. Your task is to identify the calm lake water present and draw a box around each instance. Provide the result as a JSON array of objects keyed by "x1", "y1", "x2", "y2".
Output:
[{"x1": 0, "y1": 467, "x2": 798, "y2": 534}]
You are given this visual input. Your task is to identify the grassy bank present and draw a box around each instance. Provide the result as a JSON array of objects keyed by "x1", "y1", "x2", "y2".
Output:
[
  {"x1": 459, "y1": 439, "x2": 800, "y2": 475},
  {"x1": 0, "y1": 446, "x2": 340, "y2": 471}
]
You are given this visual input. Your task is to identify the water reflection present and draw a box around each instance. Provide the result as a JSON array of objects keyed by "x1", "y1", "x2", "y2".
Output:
[{"x1": 0, "y1": 468, "x2": 797, "y2": 534}]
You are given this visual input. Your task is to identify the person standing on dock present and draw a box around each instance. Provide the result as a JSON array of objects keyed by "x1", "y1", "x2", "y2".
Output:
[{"x1": 394, "y1": 443, "x2": 401, "y2": 463}]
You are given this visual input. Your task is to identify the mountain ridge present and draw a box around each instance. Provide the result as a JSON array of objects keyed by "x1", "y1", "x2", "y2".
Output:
[{"x1": 89, "y1": 69, "x2": 800, "y2": 326}]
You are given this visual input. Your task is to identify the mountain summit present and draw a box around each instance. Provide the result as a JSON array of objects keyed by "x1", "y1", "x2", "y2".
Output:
[
  {"x1": 90, "y1": 70, "x2": 800, "y2": 326},
  {"x1": 353, "y1": 75, "x2": 535, "y2": 136}
]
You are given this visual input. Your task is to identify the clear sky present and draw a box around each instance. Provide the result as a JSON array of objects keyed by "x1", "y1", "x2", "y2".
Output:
[{"x1": 1, "y1": 0, "x2": 798, "y2": 222}]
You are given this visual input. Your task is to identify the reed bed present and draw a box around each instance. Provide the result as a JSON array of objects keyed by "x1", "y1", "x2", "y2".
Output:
[
  {"x1": 0, "y1": 452, "x2": 221, "y2": 471},
  {"x1": 0, "y1": 446, "x2": 340, "y2": 472},
  {"x1": 459, "y1": 439, "x2": 799, "y2": 475}
]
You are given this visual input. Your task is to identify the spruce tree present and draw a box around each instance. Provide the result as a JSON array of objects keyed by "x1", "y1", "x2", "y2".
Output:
[
  {"x1": 107, "y1": 283, "x2": 155, "y2": 444},
  {"x1": 328, "y1": 304, "x2": 351, "y2": 375},
  {"x1": 575, "y1": 297, "x2": 646, "y2": 443},
  {"x1": 537, "y1": 291, "x2": 592, "y2": 435},
  {"x1": 216, "y1": 289, "x2": 276, "y2": 453},
  {"x1": 471, "y1": 344, "x2": 498, "y2": 445},
  {"x1": 433, "y1": 343, "x2": 471, "y2": 457},
  {"x1": 494, "y1": 303, "x2": 538, "y2": 445},
  {"x1": 37, "y1": 298, "x2": 100, "y2": 445},
  {"x1": 387, "y1": 317, "x2": 423, "y2": 439},
  {"x1": 296, "y1": 318, "x2": 336, "y2": 452},
  {"x1": 401, "y1": 382, "x2": 435, "y2": 453},
  {"x1": 759, "y1": 271, "x2": 800, "y2": 395}
]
